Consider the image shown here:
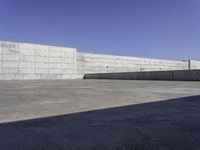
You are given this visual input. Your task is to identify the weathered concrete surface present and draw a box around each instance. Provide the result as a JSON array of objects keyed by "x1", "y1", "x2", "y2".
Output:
[
  {"x1": 1, "y1": 40, "x2": 200, "y2": 80},
  {"x1": 77, "y1": 52, "x2": 189, "y2": 78},
  {"x1": 84, "y1": 69, "x2": 200, "y2": 81},
  {"x1": 190, "y1": 60, "x2": 200, "y2": 69},
  {"x1": 0, "y1": 80, "x2": 200, "y2": 150},
  {"x1": 0, "y1": 41, "x2": 77, "y2": 80}
]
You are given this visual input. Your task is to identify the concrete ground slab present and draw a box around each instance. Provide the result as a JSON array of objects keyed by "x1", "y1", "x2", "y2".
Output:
[{"x1": 0, "y1": 80, "x2": 200, "y2": 150}]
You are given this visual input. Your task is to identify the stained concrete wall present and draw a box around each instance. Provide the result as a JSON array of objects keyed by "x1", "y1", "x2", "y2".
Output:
[
  {"x1": 77, "y1": 52, "x2": 189, "y2": 78},
  {"x1": 0, "y1": 41, "x2": 199, "y2": 80},
  {"x1": 190, "y1": 60, "x2": 200, "y2": 70},
  {"x1": 0, "y1": 41, "x2": 77, "y2": 80},
  {"x1": 84, "y1": 70, "x2": 200, "y2": 81}
]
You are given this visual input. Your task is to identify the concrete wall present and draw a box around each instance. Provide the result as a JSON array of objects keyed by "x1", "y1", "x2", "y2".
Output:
[
  {"x1": 0, "y1": 41, "x2": 77, "y2": 80},
  {"x1": 84, "y1": 70, "x2": 200, "y2": 81},
  {"x1": 190, "y1": 60, "x2": 200, "y2": 70},
  {"x1": 0, "y1": 41, "x2": 199, "y2": 80},
  {"x1": 77, "y1": 52, "x2": 189, "y2": 78}
]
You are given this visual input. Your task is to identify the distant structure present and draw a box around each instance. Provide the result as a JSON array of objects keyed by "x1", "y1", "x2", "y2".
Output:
[{"x1": 0, "y1": 41, "x2": 199, "y2": 80}]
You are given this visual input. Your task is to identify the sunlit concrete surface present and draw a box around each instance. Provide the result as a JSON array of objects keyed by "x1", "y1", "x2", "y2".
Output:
[
  {"x1": 0, "y1": 79, "x2": 200, "y2": 123},
  {"x1": 1, "y1": 41, "x2": 200, "y2": 80},
  {"x1": 0, "y1": 80, "x2": 200, "y2": 150}
]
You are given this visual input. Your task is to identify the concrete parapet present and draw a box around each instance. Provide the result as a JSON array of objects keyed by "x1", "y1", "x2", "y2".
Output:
[{"x1": 84, "y1": 70, "x2": 200, "y2": 81}]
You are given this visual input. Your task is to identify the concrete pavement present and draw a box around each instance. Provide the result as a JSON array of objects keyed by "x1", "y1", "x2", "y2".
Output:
[{"x1": 0, "y1": 80, "x2": 200, "y2": 150}]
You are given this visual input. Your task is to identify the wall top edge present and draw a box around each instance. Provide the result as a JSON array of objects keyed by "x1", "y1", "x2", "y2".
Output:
[
  {"x1": 190, "y1": 60, "x2": 200, "y2": 62},
  {"x1": 0, "y1": 40, "x2": 198, "y2": 63},
  {"x1": 0, "y1": 40, "x2": 76, "y2": 50},
  {"x1": 77, "y1": 52, "x2": 190, "y2": 63}
]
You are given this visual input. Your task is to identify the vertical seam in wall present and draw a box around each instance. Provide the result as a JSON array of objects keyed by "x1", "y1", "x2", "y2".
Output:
[
  {"x1": 188, "y1": 60, "x2": 191, "y2": 70},
  {"x1": 1, "y1": 45, "x2": 3, "y2": 79},
  {"x1": 74, "y1": 49, "x2": 77, "y2": 78},
  {"x1": 62, "y1": 48, "x2": 64, "y2": 79},
  {"x1": 0, "y1": 46, "x2": 1, "y2": 74},
  {"x1": 48, "y1": 46, "x2": 49, "y2": 78},
  {"x1": 18, "y1": 44, "x2": 20, "y2": 79},
  {"x1": 34, "y1": 47, "x2": 36, "y2": 79}
]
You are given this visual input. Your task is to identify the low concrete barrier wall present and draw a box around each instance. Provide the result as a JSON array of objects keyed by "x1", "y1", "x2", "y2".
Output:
[{"x1": 84, "y1": 70, "x2": 200, "y2": 81}]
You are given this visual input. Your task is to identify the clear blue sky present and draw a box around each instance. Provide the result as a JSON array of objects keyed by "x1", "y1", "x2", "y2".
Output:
[{"x1": 0, "y1": 0, "x2": 200, "y2": 60}]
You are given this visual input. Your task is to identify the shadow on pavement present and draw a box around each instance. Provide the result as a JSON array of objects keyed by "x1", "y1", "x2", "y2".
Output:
[{"x1": 0, "y1": 95, "x2": 200, "y2": 150}]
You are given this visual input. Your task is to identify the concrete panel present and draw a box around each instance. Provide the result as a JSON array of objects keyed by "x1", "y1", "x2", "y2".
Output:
[
  {"x1": 190, "y1": 60, "x2": 200, "y2": 69},
  {"x1": 35, "y1": 68, "x2": 48, "y2": 74},
  {"x1": 3, "y1": 67, "x2": 19, "y2": 74},
  {"x1": 149, "y1": 71, "x2": 174, "y2": 80},
  {"x1": 62, "y1": 74, "x2": 74, "y2": 79},
  {"x1": 46, "y1": 74, "x2": 62, "y2": 79},
  {"x1": 84, "y1": 70, "x2": 200, "y2": 81},
  {"x1": 48, "y1": 57, "x2": 62, "y2": 63},
  {"x1": 20, "y1": 68, "x2": 35, "y2": 74},
  {"x1": 20, "y1": 62, "x2": 34, "y2": 68},
  {"x1": 0, "y1": 41, "x2": 76, "y2": 80},
  {"x1": 49, "y1": 48, "x2": 62, "y2": 57},
  {"x1": 0, "y1": 40, "x2": 196, "y2": 80},
  {"x1": 35, "y1": 62, "x2": 48, "y2": 68},
  {"x1": 35, "y1": 56, "x2": 48, "y2": 63},
  {"x1": 34, "y1": 74, "x2": 49, "y2": 79},
  {"x1": 20, "y1": 55, "x2": 34, "y2": 62},
  {"x1": 173, "y1": 70, "x2": 200, "y2": 81},
  {"x1": 19, "y1": 43, "x2": 35, "y2": 50},
  {"x1": 48, "y1": 69, "x2": 62, "y2": 74},
  {"x1": 2, "y1": 47, "x2": 20, "y2": 55},
  {"x1": 3, "y1": 61, "x2": 19, "y2": 68},
  {"x1": 34, "y1": 44, "x2": 48, "y2": 51},
  {"x1": 1, "y1": 41, "x2": 19, "y2": 49},
  {"x1": 19, "y1": 74, "x2": 34, "y2": 79},
  {"x1": 3, "y1": 54, "x2": 19, "y2": 61},
  {"x1": 62, "y1": 69, "x2": 74, "y2": 74},
  {"x1": 0, "y1": 46, "x2": 3, "y2": 76},
  {"x1": 48, "y1": 63, "x2": 63, "y2": 69},
  {"x1": 77, "y1": 52, "x2": 189, "y2": 78},
  {"x1": 20, "y1": 48, "x2": 35, "y2": 55},
  {"x1": 2, "y1": 74, "x2": 20, "y2": 80}
]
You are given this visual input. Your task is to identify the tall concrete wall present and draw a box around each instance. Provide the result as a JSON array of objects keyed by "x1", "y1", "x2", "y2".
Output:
[
  {"x1": 77, "y1": 52, "x2": 189, "y2": 78},
  {"x1": 190, "y1": 60, "x2": 200, "y2": 70},
  {"x1": 0, "y1": 41, "x2": 199, "y2": 80},
  {"x1": 0, "y1": 41, "x2": 77, "y2": 80}
]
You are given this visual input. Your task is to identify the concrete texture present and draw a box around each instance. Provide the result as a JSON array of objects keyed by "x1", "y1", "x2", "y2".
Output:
[
  {"x1": 0, "y1": 80, "x2": 200, "y2": 150},
  {"x1": 1, "y1": 41, "x2": 200, "y2": 80},
  {"x1": 84, "y1": 69, "x2": 200, "y2": 81},
  {"x1": 77, "y1": 52, "x2": 189, "y2": 78},
  {"x1": 0, "y1": 41, "x2": 77, "y2": 80},
  {"x1": 190, "y1": 60, "x2": 200, "y2": 70}
]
